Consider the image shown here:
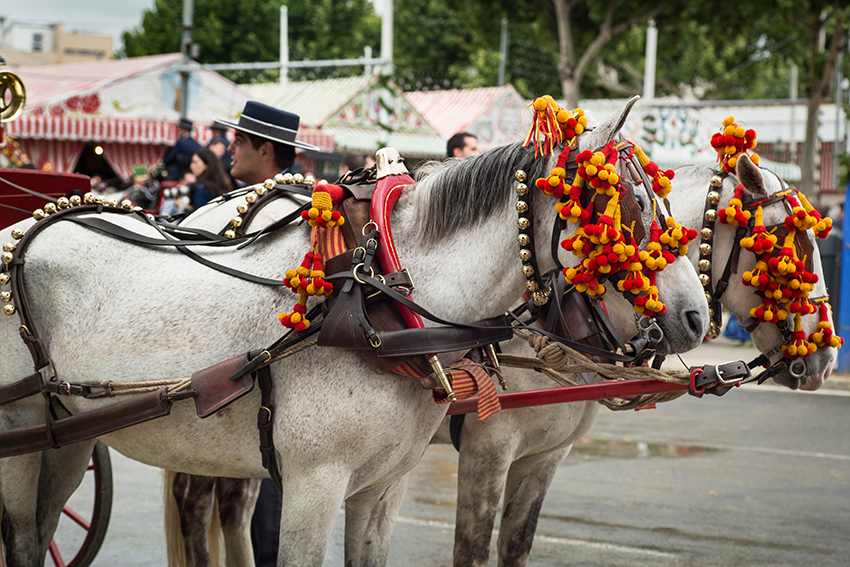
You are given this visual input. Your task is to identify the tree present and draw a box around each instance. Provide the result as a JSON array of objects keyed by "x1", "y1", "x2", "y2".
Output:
[{"x1": 121, "y1": 0, "x2": 380, "y2": 82}]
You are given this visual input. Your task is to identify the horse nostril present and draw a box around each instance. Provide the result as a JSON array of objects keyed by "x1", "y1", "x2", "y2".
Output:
[{"x1": 686, "y1": 310, "x2": 703, "y2": 338}]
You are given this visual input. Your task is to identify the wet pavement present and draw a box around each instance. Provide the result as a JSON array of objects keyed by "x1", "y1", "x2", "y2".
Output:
[{"x1": 50, "y1": 337, "x2": 850, "y2": 566}]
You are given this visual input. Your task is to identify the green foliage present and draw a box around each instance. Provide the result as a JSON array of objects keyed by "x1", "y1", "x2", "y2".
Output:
[{"x1": 121, "y1": 0, "x2": 380, "y2": 82}]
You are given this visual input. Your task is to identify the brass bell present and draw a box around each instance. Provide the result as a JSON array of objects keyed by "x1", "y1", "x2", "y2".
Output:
[
  {"x1": 707, "y1": 191, "x2": 721, "y2": 204},
  {"x1": 699, "y1": 273, "x2": 710, "y2": 286},
  {"x1": 709, "y1": 308, "x2": 715, "y2": 318},
  {"x1": 516, "y1": 183, "x2": 528, "y2": 196},
  {"x1": 698, "y1": 259, "x2": 711, "y2": 272},
  {"x1": 515, "y1": 170, "x2": 527, "y2": 183},
  {"x1": 3, "y1": 304, "x2": 15, "y2": 316},
  {"x1": 710, "y1": 176, "x2": 723, "y2": 187},
  {"x1": 700, "y1": 227, "x2": 713, "y2": 240},
  {"x1": 224, "y1": 229, "x2": 236, "y2": 239},
  {"x1": 106, "y1": 199, "x2": 119, "y2": 208},
  {"x1": 57, "y1": 197, "x2": 70, "y2": 209},
  {"x1": 532, "y1": 290, "x2": 550, "y2": 304},
  {"x1": 3, "y1": 242, "x2": 15, "y2": 253},
  {"x1": 33, "y1": 209, "x2": 46, "y2": 221},
  {"x1": 517, "y1": 234, "x2": 530, "y2": 246},
  {"x1": 519, "y1": 248, "x2": 532, "y2": 261},
  {"x1": 293, "y1": 173, "x2": 304, "y2": 184},
  {"x1": 708, "y1": 322, "x2": 721, "y2": 339},
  {"x1": 274, "y1": 173, "x2": 286, "y2": 184},
  {"x1": 1, "y1": 291, "x2": 10, "y2": 302},
  {"x1": 522, "y1": 264, "x2": 535, "y2": 277},
  {"x1": 69, "y1": 195, "x2": 82, "y2": 207},
  {"x1": 44, "y1": 203, "x2": 57, "y2": 215},
  {"x1": 517, "y1": 217, "x2": 530, "y2": 230},
  {"x1": 304, "y1": 175, "x2": 316, "y2": 186},
  {"x1": 282, "y1": 173, "x2": 294, "y2": 184},
  {"x1": 231, "y1": 217, "x2": 243, "y2": 228},
  {"x1": 245, "y1": 193, "x2": 257, "y2": 204},
  {"x1": 0, "y1": 273, "x2": 9, "y2": 286},
  {"x1": 699, "y1": 243, "x2": 712, "y2": 256},
  {"x1": 11, "y1": 229, "x2": 24, "y2": 240},
  {"x1": 526, "y1": 279, "x2": 539, "y2": 291},
  {"x1": 516, "y1": 201, "x2": 528, "y2": 213},
  {"x1": 146, "y1": 214, "x2": 156, "y2": 222},
  {"x1": 133, "y1": 206, "x2": 143, "y2": 212},
  {"x1": 705, "y1": 292, "x2": 713, "y2": 303},
  {"x1": 704, "y1": 209, "x2": 717, "y2": 222},
  {"x1": 121, "y1": 200, "x2": 133, "y2": 211},
  {"x1": 255, "y1": 186, "x2": 266, "y2": 197},
  {"x1": 236, "y1": 204, "x2": 248, "y2": 214},
  {"x1": 83, "y1": 193, "x2": 96, "y2": 204},
  {"x1": 264, "y1": 179, "x2": 276, "y2": 190}
]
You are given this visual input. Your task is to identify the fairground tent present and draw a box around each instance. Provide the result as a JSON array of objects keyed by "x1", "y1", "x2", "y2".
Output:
[
  {"x1": 243, "y1": 75, "x2": 445, "y2": 160},
  {"x1": 3, "y1": 54, "x2": 334, "y2": 178},
  {"x1": 405, "y1": 85, "x2": 528, "y2": 152}
]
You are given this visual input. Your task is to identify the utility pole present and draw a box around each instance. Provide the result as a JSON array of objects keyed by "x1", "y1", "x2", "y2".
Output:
[
  {"x1": 380, "y1": 0, "x2": 393, "y2": 76},
  {"x1": 279, "y1": 6, "x2": 289, "y2": 85},
  {"x1": 498, "y1": 17, "x2": 508, "y2": 87},
  {"x1": 642, "y1": 20, "x2": 657, "y2": 104},
  {"x1": 179, "y1": 0, "x2": 194, "y2": 119}
]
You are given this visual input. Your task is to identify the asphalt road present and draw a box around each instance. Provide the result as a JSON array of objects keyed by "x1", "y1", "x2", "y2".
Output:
[{"x1": 51, "y1": 352, "x2": 850, "y2": 566}]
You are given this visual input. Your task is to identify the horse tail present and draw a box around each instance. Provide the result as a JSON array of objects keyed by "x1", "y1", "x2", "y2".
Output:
[{"x1": 164, "y1": 470, "x2": 187, "y2": 567}]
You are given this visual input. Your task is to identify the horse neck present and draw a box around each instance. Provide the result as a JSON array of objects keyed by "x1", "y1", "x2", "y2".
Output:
[{"x1": 389, "y1": 182, "x2": 558, "y2": 324}]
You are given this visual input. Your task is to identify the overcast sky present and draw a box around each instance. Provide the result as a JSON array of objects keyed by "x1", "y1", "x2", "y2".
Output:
[
  {"x1": 2, "y1": 0, "x2": 387, "y2": 52},
  {"x1": 1, "y1": 0, "x2": 156, "y2": 50}
]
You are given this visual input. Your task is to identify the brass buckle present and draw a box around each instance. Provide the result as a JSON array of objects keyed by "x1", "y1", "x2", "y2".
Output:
[
  {"x1": 59, "y1": 381, "x2": 72, "y2": 396},
  {"x1": 258, "y1": 406, "x2": 272, "y2": 423},
  {"x1": 352, "y1": 263, "x2": 375, "y2": 284},
  {"x1": 369, "y1": 334, "x2": 382, "y2": 348},
  {"x1": 362, "y1": 220, "x2": 378, "y2": 236},
  {"x1": 400, "y1": 267, "x2": 415, "y2": 292}
]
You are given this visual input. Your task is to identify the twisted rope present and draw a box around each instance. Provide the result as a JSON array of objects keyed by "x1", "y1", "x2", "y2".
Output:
[{"x1": 500, "y1": 330, "x2": 690, "y2": 409}]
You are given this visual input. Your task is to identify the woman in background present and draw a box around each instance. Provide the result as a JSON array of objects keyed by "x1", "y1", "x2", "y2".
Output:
[{"x1": 188, "y1": 147, "x2": 232, "y2": 208}]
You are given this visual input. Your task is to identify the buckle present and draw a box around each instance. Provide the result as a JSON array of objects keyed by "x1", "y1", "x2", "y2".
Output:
[{"x1": 689, "y1": 361, "x2": 750, "y2": 397}]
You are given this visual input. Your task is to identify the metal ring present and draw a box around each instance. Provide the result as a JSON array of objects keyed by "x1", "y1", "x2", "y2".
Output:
[
  {"x1": 369, "y1": 334, "x2": 382, "y2": 348},
  {"x1": 352, "y1": 263, "x2": 374, "y2": 284},
  {"x1": 259, "y1": 350, "x2": 271, "y2": 363},
  {"x1": 362, "y1": 220, "x2": 378, "y2": 236}
]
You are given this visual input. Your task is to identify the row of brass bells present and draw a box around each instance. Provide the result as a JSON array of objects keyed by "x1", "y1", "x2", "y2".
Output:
[
  {"x1": 514, "y1": 169, "x2": 549, "y2": 304},
  {"x1": 701, "y1": 174, "x2": 723, "y2": 337}
]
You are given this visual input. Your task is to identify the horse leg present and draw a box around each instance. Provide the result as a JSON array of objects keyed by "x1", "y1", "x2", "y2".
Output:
[
  {"x1": 216, "y1": 477, "x2": 260, "y2": 567},
  {"x1": 495, "y1": 447, "x2": 571, "y2": 567},
  {"x1": 453, "y1": 441, "x2": 514, "y2": 567},
  {"x1": 344, "y1": 474, "x2": 411, "y2": 566},
  {"x1": 275, "y1": 468, "x2": 349, "y2": 567},
  {"x1": 172, "y1": 473, "x2": 217, "y2": 567},
  {"x1": 0, "y1": 454, "x2": 42, "y2": 567}
]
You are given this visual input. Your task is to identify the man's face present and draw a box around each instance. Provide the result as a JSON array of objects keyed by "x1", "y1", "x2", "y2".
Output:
[
  {"x1": 228, "y1": 131, "x2": 264, "y2": 184},
  {"x1": 456, "y1": 136, "x2": 478, "y2": 158}
]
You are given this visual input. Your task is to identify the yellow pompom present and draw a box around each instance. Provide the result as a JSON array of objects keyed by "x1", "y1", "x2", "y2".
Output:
[
  {"x1": 724, "y1": 125, "x2": 736, "y2": 136},
  {"x1": 722, "y1": 116, "x2": 735, "y2": 126},
  {"x1": 585, "y1": 164, "x2": 598, "y2": 176},
  {"x1": 533, "y1": 98, "x2": 548, "y2": 111},
  {"x1": 590, "y1": 152, "x2": 605, "y2": 166}
]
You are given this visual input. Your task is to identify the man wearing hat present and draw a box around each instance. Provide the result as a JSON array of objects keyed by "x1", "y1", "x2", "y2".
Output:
[
  {"x1": 214, "y1": 100, "x2": 318, "y2": 188},
  {"x1": 162, "y1": 117, "x2": 201, "y2": 180},
  {"x1": 213, "y1": 100, "x2": 318, "y2": 567}
]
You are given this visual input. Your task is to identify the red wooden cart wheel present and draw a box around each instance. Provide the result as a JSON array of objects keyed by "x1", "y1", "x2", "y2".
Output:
[{"x1": 47, "y1": 441, "x2": 113, "y2": 567}]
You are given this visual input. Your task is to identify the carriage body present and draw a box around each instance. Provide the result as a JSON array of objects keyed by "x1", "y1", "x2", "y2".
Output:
[{"x1": 0, "y1": 169, "x2": 90, "y2": 227}]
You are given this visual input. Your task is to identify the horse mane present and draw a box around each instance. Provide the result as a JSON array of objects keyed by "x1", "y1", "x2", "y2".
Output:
[{"x1": 411, "y1": 142, "x2": 551, "y2": 242}]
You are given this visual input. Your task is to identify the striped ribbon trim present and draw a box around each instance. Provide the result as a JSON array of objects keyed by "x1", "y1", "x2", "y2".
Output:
[{"x1": 313, "y1": 224, "x2": 348, "y2": 264}]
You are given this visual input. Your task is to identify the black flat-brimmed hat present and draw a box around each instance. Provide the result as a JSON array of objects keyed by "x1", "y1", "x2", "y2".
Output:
[
  {"x1": 178, "y1": 118, "x2": 194, "y2": 130},
  {"x1": 213, "y1": 101, "x2": 319, "y2": 151}
]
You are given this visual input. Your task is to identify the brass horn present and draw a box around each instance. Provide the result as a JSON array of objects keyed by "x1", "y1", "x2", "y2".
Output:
[{"x1": 0, "y1": 71, "x2": 26, "y2": 122}]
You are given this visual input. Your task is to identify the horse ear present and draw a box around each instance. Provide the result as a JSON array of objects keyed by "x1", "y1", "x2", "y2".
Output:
[
  {"x1": 578, "y1": 95, "x2": 639, "y2": 152},
  {"x1": 735, "y1": 154, "x2": 767, "y2": 198}
]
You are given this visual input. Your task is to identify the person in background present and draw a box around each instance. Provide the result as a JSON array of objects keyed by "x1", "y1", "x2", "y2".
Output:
[
  {"x1": 187, "y1": 148, "x2": 232, "y2": 208},
  {"x1": 213, "y1": 99, "x2": 319, "y2": 567},
  {"x1": 339, "y1": 153, "x2": 366, "y2": 178},
  {"x1": 446, "y1": 131, "x2": 479, "y2": 158},
  {"x1": 125, "y1": 165, "x2": 160, "y2": 211},
  {"x1": 162, "y1": 118, "x2": 201, "y2": 181}
]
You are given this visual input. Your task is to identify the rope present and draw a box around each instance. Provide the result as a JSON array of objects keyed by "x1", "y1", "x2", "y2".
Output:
[{"x1": 499, "y1": 330, "x2": 690, "y2": 410}]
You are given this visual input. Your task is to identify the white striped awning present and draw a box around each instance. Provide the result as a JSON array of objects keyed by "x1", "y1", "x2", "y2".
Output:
[{"x1": 5, "y1": 114, "x2": 336, "y2": 152}]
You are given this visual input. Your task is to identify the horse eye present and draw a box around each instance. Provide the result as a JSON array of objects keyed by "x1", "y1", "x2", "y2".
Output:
[{"x1": 636, "y1": 196, "x2": 646, "y2": 212}]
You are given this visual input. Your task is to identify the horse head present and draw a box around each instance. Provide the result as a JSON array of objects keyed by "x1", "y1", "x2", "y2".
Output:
[
  {"x1": 722, "y1": 155, "x2": 837, "y2": 390},
  {"x1": 555, "y1": 97, "x2": 708, "y2": 355}
]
